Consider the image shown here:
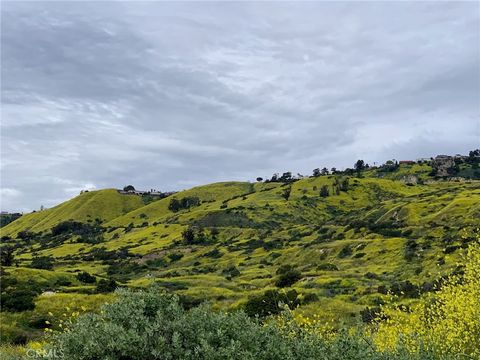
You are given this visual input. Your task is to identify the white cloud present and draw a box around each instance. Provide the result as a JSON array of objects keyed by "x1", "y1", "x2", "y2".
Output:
[{"x1": 1, "y1": 1, "x2": 478, "y2": 211}]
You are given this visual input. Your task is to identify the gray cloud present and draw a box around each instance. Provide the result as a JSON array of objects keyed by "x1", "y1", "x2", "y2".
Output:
[{"x1": 1, "y1": 1, "x2": 479, "y2": 212}]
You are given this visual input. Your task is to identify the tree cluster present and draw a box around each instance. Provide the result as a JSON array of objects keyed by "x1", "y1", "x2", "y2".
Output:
[{"x1": 168, "y1": 196, "x2": 201, "y2": 212}]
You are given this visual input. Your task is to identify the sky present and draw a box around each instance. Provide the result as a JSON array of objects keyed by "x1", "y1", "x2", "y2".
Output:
[{"x1": 1, "y1": 1, "x2": 479, "y2": 212}]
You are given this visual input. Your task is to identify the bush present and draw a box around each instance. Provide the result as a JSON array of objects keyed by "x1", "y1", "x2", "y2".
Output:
[
  {"x1": 244, "y1": 289, "x2": 300, "y2": 318},
  {"x1": 95, "y1": 279, "x2": 118, "y2": 293},
  {"x1": 30, "y1": 256, "x2": 55, "y2": 270},
  {"x1": 37, "y1": 287, "x2": 450, "y2": 360},
  {"x1": 76, "y1": 271, "x2": 96, "y2": 284},
  {"x1": 317, "y1": 263, "x2": 339, "y2": 271},
  {"x1": 0, "y1": 246, "x2": 15, "y2": 266},
  {"x1": 202, "y1": 248, "x2": 223, "y2": 258},
  {"x1": 168, "y1": 252, "x2": 184, "y2": 262},
  {"x1": 169, "y1": 197, "x2": 200, "y2": 212},
  {"x1": 319, "y1": 185, "x2": 329, "y2": 197},
  {"x1": 0, "y1": 287, "x2": 37, "y2": 312},
  {"x1": 221, "y1": 266, "x2": 240, "y2": 279},
  {"x1": 275, "y1": 265, "x2": 302, "y2": 288},
  {"x1": 338, "y1": 245, "x2": 353, "y2": 258},
  {"x1": 360, "y1": 306, "x2": 386, "y2": 323},
  {"x1": 373, "y1": 236, "x2": 480, "y2": 358}
]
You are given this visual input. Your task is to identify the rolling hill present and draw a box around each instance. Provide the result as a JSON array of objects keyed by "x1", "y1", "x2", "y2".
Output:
[{"x1": 1, "y1": 155, "x2": 479, "y2": 345}]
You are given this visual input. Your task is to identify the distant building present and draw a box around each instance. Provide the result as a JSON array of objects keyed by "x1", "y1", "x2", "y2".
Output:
[
  {"x1": 117, "y1": 189, "x2": 176, "y2": 198},
  {"x1": 399, "y1": 160, "x2": 415, "y2": 165}
]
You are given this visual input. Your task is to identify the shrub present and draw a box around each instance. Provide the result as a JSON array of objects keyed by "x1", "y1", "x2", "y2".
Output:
[
  {"x1": 275, "y1": 265, "x2": 302, "y2": 288},
  {"x1": 221, "y1": 266, "x2": 240, "y2": 279},
  {"x1": 95, "y1": 279, "x2": 118, "y2": 293},
  {"x1": 168, "y1": 252, "x2": 184, "y2": 262},
  {"x1": 244, "y1": 289, "x2": 300, "y2": 318},
  {"x1": 0, "y1": 246, "x2": 15, "y2": 266},
  {"x1": 373, "y1": 234, "x2": 480, "y2": 357},
  {"x1": 28, "y1": 287, "x2": 462, "y2": 359},
  {"x1": 169, "y1": 197, "x2": 200, "y2": 212},
  {"x1": 0, "y1": 287, "x2": 37, "y2": 312},
  {"x1": 30, "y1": 256, "x2": 55, "y2": 270},
  {"x1": 360, "y1": 307, "x2": 386, "y2": 323},
  {"x1": 317, "y1": 263, "x2": 339, "y2": 271},
  {"x1": 202, "y1": 248, "x2": 222, "y2": 259},
  {"x1": 319, "y1": 185, "x2": 329, "y2": 197},
  {"x1": 338, "y1": 245, "x2": 353, "y2": 258},
  {"x1": 76, "y1": 271, "x2": 96, "y2": 284}
]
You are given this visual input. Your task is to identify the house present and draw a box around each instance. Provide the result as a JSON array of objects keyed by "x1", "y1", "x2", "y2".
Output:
[
  {"x1": 399, "y1": 160, "x2": 415, "y2": 165},
  {"x1": 117, "y1": 189, "x2": 176, "y2": 198}
]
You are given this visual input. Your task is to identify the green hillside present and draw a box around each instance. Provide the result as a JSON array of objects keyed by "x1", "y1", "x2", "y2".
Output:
[
  {"x1": 1, "y1": 189, "x2": 147, "y2": 236},
  {"x1": 1, "y1": 156, "x2": 479, "y2": 346}
]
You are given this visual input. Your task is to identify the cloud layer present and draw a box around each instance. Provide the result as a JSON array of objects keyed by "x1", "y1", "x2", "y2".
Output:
[{"x1": 1, "y1": 1, "x2": 479, "y2": 211}]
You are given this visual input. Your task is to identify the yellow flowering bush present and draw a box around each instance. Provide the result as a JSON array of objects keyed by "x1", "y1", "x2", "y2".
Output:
[{"x1": 372, "y1": 231, "x2": 480, "y2": 357}]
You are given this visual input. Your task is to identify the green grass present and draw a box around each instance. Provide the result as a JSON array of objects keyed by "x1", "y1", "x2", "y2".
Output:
[{"x1": 1, "y1": 189, "x2": 146, "y2": 236}]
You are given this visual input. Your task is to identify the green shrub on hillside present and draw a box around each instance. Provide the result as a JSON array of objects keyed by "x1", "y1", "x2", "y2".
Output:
[
  {"x1": 76, "y1": 271, "x2": 96, "y2": 284},
  {"x1": 244, "y1": 289, "x2": 300, "y2": 317},
  {"x1": 30, "y1": 287, "x2": 450, "y2": 360},
  {"x1": 169, "y1": 196, "x2": 200, "y2": 212},
  {"x1": 30, "y1": 256, "x2": 55, "y2": 270},
  {"x1": 0, "y1": 288, "x2": 37, "y2": 312},
  {"x1": 95, "y1": 279, "x2": 118, "y2": 293},
  {"x1": 275, "y1": 265, "x2": 302, "y2": 288}
]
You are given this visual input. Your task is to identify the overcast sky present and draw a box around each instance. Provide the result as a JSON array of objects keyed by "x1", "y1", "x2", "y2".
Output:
[{"x1": 1, "y1": 1, "x2": 479, "y2": 212}]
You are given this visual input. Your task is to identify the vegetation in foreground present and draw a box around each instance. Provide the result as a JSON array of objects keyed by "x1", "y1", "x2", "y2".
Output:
[{"x1": 0, "y1": 288, "x2": 462, "y2": 360}]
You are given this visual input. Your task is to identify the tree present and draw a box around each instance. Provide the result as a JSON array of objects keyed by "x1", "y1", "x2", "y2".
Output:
[
  {"x1": 334, "y1": 185, "x2": 340, "y2": 196},
  {"x1": 320, "y1": 185, "x2": 329, "y2": 197},
  {"x1": 123, "y1": 185, "x2": 135, "y2": 192},
  {"x1": 282, "y1": 186, "x2": 292, "y2": 200},
  {"x1": 169, "y1": 197, "x2": 201, "y2": 212},
  {"x1": 168, "y1": 198, "x2": 181, "y2": 212},
  {"x1": 340, "y1": 178, "x2": 349, "y2": 192},
  {"x1": 321, "y1": 167, "x2": 329, "y2": 176},
  {"x1": 331, "y1": 167, "x2": 337, "y2": 174},
  {"x1": 256, "y1": 177, "x2": 263, "y2": 182},
  {"x1": 354, "y1": 160, "x2": 365, "y2": 173},
  {"x1": 0, "y1": 246, "x2": 15, "y2": 266},
  {"x1": 312, "y1": 168, "x2": 320, "y2": 177},
  {"x1": 17, "y1": 230, "x2": 35, "y2": 241},
  {"x1": 182, "y1": 226, "x2": 196, "y2": 244},
  {"x1": 279, "y1": 172, "x2": 293, "y2": 183}
]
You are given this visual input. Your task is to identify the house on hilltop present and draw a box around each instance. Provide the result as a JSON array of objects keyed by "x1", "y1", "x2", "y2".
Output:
[{"x1": 117, "y1": 185, "x2": 176, "y2": 198}]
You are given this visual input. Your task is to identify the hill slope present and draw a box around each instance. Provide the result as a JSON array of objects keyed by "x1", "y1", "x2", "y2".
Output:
[
  {"x1": 1, "y1": 161, "x2": 479, "y2": 344},
  {"x1": 1, "y1": 189, "x2": 146, "y2": 236}
]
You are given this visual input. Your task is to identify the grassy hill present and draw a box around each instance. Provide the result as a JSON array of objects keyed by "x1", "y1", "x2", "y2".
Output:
[
  {"x1": 1, "y1": 158, "x2": 479, "y2": 345},
  {"x1": 1, "y1": 189, "x2": 147, "y2": 236}
]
